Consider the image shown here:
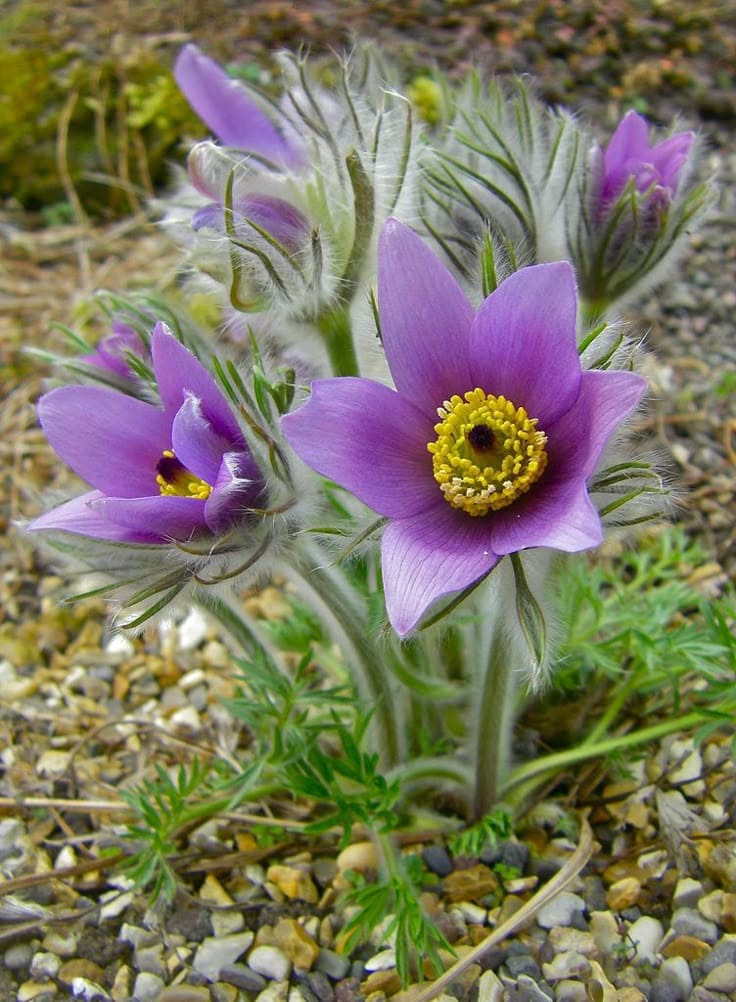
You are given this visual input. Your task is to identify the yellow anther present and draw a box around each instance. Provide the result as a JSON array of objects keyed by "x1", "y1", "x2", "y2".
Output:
[
  {"x1": 427, "y1": 387, "x2": 547, "y2": 516},
  {"x1": 156, "y1": 449, "x2": 212, "y2": 501}
]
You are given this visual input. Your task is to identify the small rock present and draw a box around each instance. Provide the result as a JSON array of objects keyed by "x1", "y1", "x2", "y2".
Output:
[
  {"x1": 701, "y1": 940, "x2": 736, "y2": 974},
  {"x1": 606, "y1": 876, "x2": 642, "y2": 911},
  {"x1": 219, "y1": 964, "x2": 267, "y2": 993},
  {"x1": 535, "y1": 892, "x2": 586, "y2": 930},
  {"x1": 273, "y1": 919, "x2": 320, "y2": 971},
  {"x1": 476, "y1": 969, "x2": 504, "y2": 1002},
  {"x1": 506, "y1": 973, "x2": 554, "y2": 1000},
  {"x1": 135, "y1": 943, "x2": 166, "y2": 978},
  {"x1": 719, "y1": 893, "x2": 736, "y2": 933},
  {"x1": 157, "y1": 987, "x2": 213, "y2": 1002},
  {"x1": 5, "y1": 942, "x2": 34, "y2": 971},
  {"x1": 29, "y1": 952, "x2": 60, "y2": 981},
  {"x1": 671, "y1": 907, "x2": 719, "y2": 945},
  {"x1": 505, "y1": 953, "x2": 541, "y2": 980},
  {"x1": 58, "y1": 959, "x2": 106, "y2": 987},
  {"x1": 110, "y1": 964, "x2": 131, "y2": 1002},
  {"x1": 364, "y1": 949, "x2": 397, "y2": 972},
  {"x1": 303, "y1": 970, "x2": 335, "y2": 1002},
  {"x1": 442, "y1": 864, "x2": 499, "y2": 904},
  {"x1": 255, "y1": 983, "x2": 289, "y2": 1002},
  {"x1": 41, "y1": 930, "x2": 78, "y2": 957},
  {"x1": 541, "y1": 951, "x2": 590, "y2": 982},
  {"x1": 698, "y1": 890, "x2": 725, "y2": 925},
  {"x1": 649, "y1": 960, "x2": 692, "y2": 1002},
  {"x1": 315, "y1": 949, "x2": 351, "y2": 981},
  {"x1": 554, "y1": 981, "x2": 587, "y2": 1002},
  {"x1": 248, "y1": 945, "x2": 292, "y2": 982},
  {"x1": 17, "y1": 983, "x2": 58, "y2": 1002},
  {"x1": 267, "y1": 865, "x2": 319, "y2": 904},
  {"x1": 193, "y1": 932, "x2": 255, "y2": 982},
  {"x1": 589, "y1": 910, "x2": 621, "y2": 955},
  {"x1": 547, "y1": 928, "x2": 597, "y2": 957},
  {"x1": 422, "y1": 844, "x2": 454, "y2": 877},
  {"x1": 336, "y1": 842, "x2": 378, "y2": 873},
  {"x1": 673, "y1": 877, "x2": 704, "y2": 910},
  {"x1": 660, "y1": 935, "x2": 711, "y2": 962},
  {"x1": 628, "y1": 915, "x2": 664, "y2": 963},
  {"x1": 132, "y1": 972, "x2": 166, "y2": 1002},
  {"x1": 361, "y1": 970, "x2": 402, "y2": 996},
  {"x1": 703, "y1": 962, "x2": 736, "y2": 993}
]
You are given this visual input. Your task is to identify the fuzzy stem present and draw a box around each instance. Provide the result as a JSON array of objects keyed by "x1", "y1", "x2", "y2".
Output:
[
  {"x1": 472, "y1": 630, "x2": 517, "y2": 820},
  {"x1": 502, "y1": 708, "x2": 713, "y2": 808},
  {"x1": 281, "y1": 548, "x2": 404, "y2": 768},
  {"x1": 318, "y1": 306, "x2": 360, "y2": 376}
]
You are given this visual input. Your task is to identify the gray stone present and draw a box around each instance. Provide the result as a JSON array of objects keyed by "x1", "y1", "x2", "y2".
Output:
[
  {"x1": 315, "y1": 949, "x2": 351, "y2": 981},
  {"x1": 220, "y1": 963, "x2": 268, "y2": 992},
  {"x1": 29, "y1": 953, "x2": 60, "y2": 981},
  {"x1": 701, "y1": 940, "x2": 736, "y2": 974},
  {"x1": 672, "y1": 908, "x2": 720, "y2": 945},
  {"x1": 248, "y1": 945, "x2": 292, "y2": 982},
  {"x1": 542, "y1": 952, "x2": 591, "y2": 983},
  {"x1": 192, "y1": 931, "x2": 255, "y2": 982},
  {"x1": 628, "y1": 915, "x2": 665, "y2": 963},
  {"x1": 505, "y1": 974, "x2": 554, "y2": 1001},
  {"x1": 4, "y1": 942, "x2": 34, "y2": 971},
  {"x1": 506, "y1": 954, "x2": 541, "y2": 980},
  {"x1": 70, "y1": 979, "x2": 111, "y2": 1002},
  {"x1": 536, "y1": 892, "x2": 586, "y2": 930},
  {"x1": 304, "y1": 970, "x2": 335, "y2": 1002},
  {"x1": 132, "y1": 972, "x2": 166, "y2": 1002},
  {"x1": 422, "y1": 844, "x2": 454, "y2": 877},
  {"x1": 673, "y1": 878, "x2": 705, "y2": 910},
  {"x1": 134, "y1": 943, "x2": 166, "y2": 978}
]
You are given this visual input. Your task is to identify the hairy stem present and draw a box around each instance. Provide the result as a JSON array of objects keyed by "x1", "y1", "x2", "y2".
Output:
[
  {"x1": 472, "y1": 630, "x2": 517, "y2": 819},
  {"x1": 318, "y1": 306, "x2": 360, "y2": 377}
]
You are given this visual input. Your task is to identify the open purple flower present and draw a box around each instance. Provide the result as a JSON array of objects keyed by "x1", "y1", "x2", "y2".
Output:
[
  {"x1": 28, "y1": 323, "x2": 264, "y2": 544},
  {"x1": 600, "y1": 110, "x2": 694, "y2": 209},
  {"x1": 282, "y1": 220, "x2": 646, "y2": 636}
]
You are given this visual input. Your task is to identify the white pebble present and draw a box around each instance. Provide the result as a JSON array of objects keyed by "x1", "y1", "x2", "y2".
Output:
[
  {"x1": 248, "y1": 945, "x2": 292, "y2": 982},
  {"x1": 627, "y1": 915, "x2": 664, "y2": 963}
]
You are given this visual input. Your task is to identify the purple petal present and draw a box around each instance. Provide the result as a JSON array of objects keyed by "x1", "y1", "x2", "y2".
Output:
[
  {"x1": 382, "y1": 507, "x2": 499, "y2": 636},
  {"x1": 490, "y1": 479, "x2": 603, "y2": 555},
  {"x1": 238, "y1": 195, "x2": 309, "y2": 253},
  {"x1": 205, "y1": 450, "x2": 265, "y2": 533},
  {"x1": 489, "y1": 368, "x2": 646, "y2": 554},
  {"x1": 151, "y1": 324, "x2": 242, "y2": 445},
  {"x1": 26, "y1": 491, "x2": 161, "y2": 543},
  {"x1": 91, "y1": 495, "x2": 207, "y2": 542},
  {"x1": 171, "y1": 395, "x2": 231, "y2": 485},
  {"x1": 604, "y1": 111, "x2": 649, "y2": 173},
  {"x1": 282, "y1": 378, "x2": 438, "y2": 518},
  {"x1": 377, "y1": 219, "x2": 474, "y2": 414},
  {"x1": 469, "y1": 262, "x2": 581, "y2": 427},
  {"x1": 82, "y1": 322, "x2": 145, "y2": 378},
  {"x1": 38, "y1": 387, "x2": 170, "y2": 497},
  {"x1": 651, "y1": 131, "x2": 694, "y2": 191},
  {"x1": 192, "y1": 202, "x2": 223, "y2": 230},
  {"x1": 546, "y1": 369, "x2": 647, "y2": 481},
  {"x1": 174, "y1": 44, "x2": 302, "y2": 168}
]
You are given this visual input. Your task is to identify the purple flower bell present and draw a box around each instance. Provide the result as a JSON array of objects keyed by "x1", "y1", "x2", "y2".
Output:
[
  {"x1": 81, "y1": 320, "x2": 147, "y2": 380},
  {"x1": 283, "y1": 220, "x2": 646, "y2": 636},
  {"x1": 600, "y1": 110, "x2": 694, "y2": 210},
  {"x1": 29, "y1": 323, "x2": 264, "y2": 544}
]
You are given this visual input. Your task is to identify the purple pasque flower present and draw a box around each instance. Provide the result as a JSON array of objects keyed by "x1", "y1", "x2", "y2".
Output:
[
  {"x1": 28, "y1": 323, "x2": 264, "y2": 545},
  {"x1": 600, "y1": 110, "x2": 694, "y2": 208},
  {"x1": 174, "y1": 43, "x2": 304, "y2": 170},
  {"x1": 282, "y1": 220, "x2": 646, "y2": 636},
  {"x1": 81, "y1": 319, "x2": 147, "y2": 380}
]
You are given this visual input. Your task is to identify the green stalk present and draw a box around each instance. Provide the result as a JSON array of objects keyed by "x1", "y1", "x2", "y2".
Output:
[
  {"x1": 282, "y1": 550, "x2": 405, "y2": 768},
  {"x1": 317, "y1": 306, "x2": 360, "y2": 376},
  {"x1": 472, "y1": 630, "x2": 517, "y2": 819},
  {"x1": 502, "y1": 709, "x2": 713, "y2": 809}
]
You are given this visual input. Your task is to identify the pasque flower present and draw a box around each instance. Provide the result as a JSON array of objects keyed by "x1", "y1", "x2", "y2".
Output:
[
  {"x1": 81, "y1": 319, "x2": 147, "y2": 380},
  {"x1": 282, "y1": 220, "x2": 646, "y2": 636},
  {"x1": 28, "y1": 323, "x2": 264, "y2": 544},
  {"x1": 600, "y1": 110, "x2": 694, "y2": 209}
]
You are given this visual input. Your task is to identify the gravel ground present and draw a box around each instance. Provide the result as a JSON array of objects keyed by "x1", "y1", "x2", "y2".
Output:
[{"x1": 1, "y1": 3, "x2": 735, "y2": 1001}]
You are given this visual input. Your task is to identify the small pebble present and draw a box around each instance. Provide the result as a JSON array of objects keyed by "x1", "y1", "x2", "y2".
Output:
[
  {"x1": 315, "y1": 949, "x2": 351, "y2": 981},
  {"x1": 422, "y1": 844, "x2": 454, "y2": 877},
  {"x1": 671, "y1": 907, "x2": 720, "y2": 945},
  {"x1": 702, "y1": 940, "x2": 736, "y2": 974},
  {"x1": 193, "y1": 932, "x2": 255, "y2": 982},
  {"x1": 248, "y1": 945, "x2": 292, "y2": 982},
  {"x1": 536, "y1": 892, "x2": 586, "y2": 930},
  {"x1": 220, "y1": 964, "x2": 268, "y2": 993},
  {"x1": 133, "y1": 972, "x2": 166, "y2": 1002},
  {"x1": 703, "y1": 962, "x2": 736, "y2": 993},
  {"x1": 628, "y1": 915, "x2": 664, "y2": 963}
]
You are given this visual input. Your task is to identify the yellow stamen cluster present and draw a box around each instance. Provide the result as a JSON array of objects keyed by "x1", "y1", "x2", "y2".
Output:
[
  {"x1": 428, "y1": 388, "x2": 548, "y2": 516},
  {"x1": 156, "y1": 449, "x2": 212, "y2": 501}
]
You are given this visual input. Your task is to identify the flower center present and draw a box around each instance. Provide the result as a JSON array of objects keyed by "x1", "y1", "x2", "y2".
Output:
[
  {"x1": 156, "y1": 449, "x2": 212, "y2": 500},
  {"x1": 427, "y1": 388, "x2": 548, "y2": 516}
]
